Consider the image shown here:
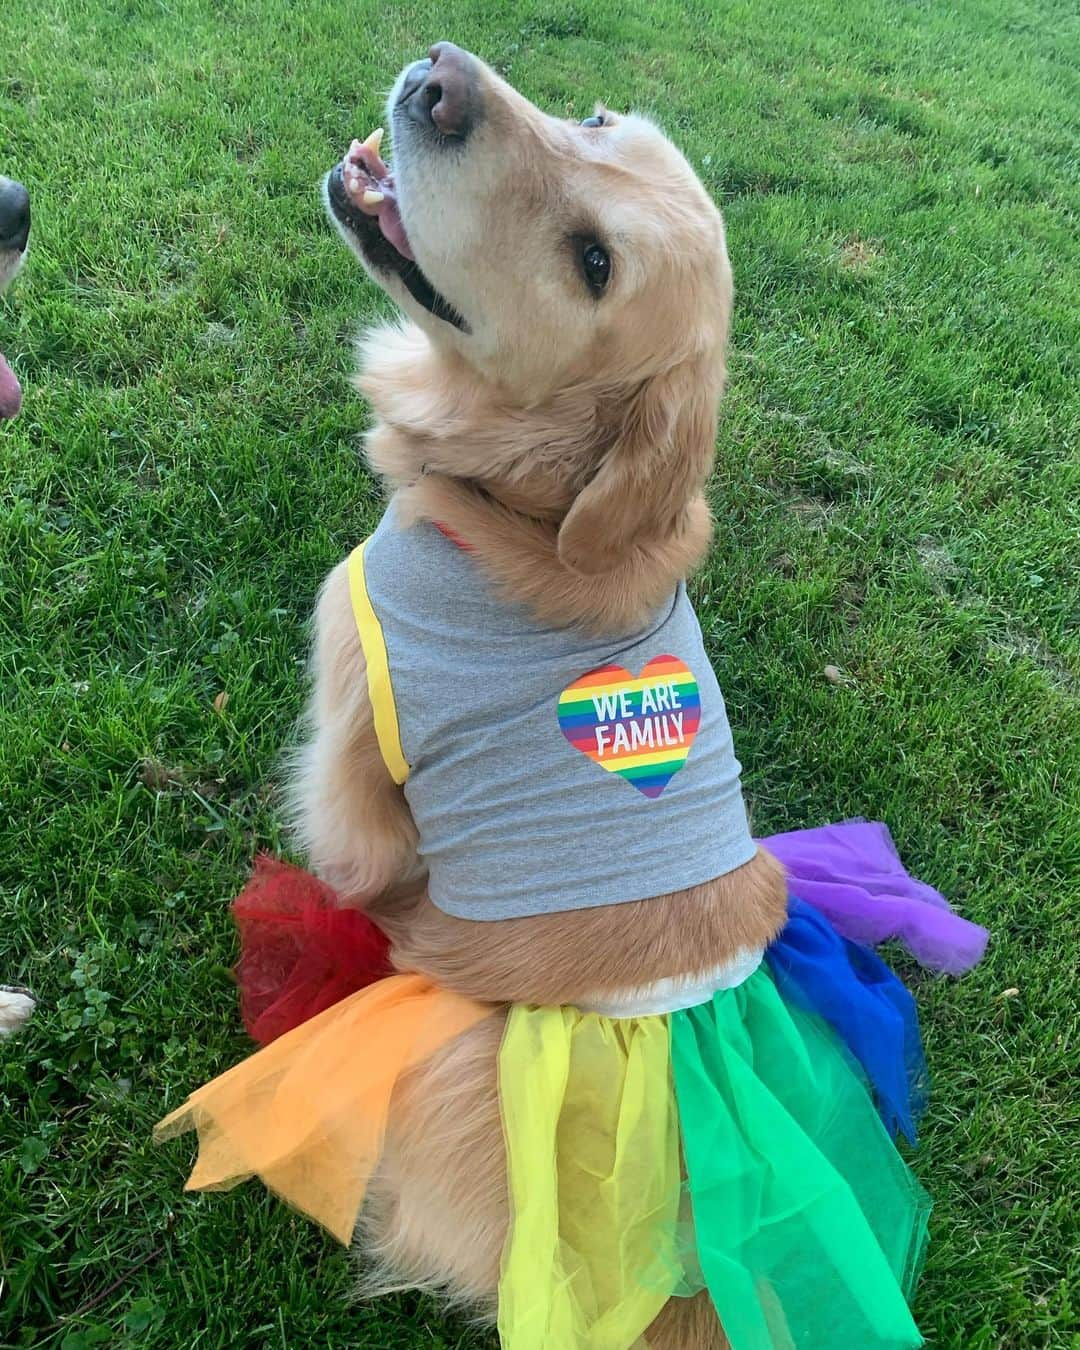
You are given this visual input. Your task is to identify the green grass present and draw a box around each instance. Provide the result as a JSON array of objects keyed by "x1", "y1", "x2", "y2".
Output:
[{"x1": 1, "y1": 0, "x2": 1077, "y2": 1344}]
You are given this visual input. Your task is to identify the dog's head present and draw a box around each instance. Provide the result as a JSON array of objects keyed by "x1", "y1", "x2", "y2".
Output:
[
  {"x1": 0, "y1": 176, "x2": 31, "y2": 421},
  {"x1": 325, "y1": 45, "x2": 732, "y2": 576}
]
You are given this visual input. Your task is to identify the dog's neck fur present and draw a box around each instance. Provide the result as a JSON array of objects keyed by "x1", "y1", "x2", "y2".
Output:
[{"x1": 355, "y1": 321, "x2": 714, "y2": 636}]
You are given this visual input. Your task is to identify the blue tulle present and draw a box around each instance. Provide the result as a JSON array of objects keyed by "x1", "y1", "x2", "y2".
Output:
[{"x1": 766, "y1": 898, "x2": 929, "y2": 1143}]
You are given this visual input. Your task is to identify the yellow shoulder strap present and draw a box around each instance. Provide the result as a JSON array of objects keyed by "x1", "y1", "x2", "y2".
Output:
[{"x1": 347, "y1": 541, "x2": 410, "y2": 785}]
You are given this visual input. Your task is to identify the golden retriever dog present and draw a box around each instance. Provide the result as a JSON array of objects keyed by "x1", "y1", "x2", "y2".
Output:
[{"x1": 294, "y1": 43, "x2": 787, "y2": 1347}]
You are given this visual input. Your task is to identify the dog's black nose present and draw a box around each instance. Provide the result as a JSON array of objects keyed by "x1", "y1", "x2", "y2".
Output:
[
  {"x1": 397, "y1": 42, "x2": 477, "y2": 138},
  {"x1": 0, "y1": 179, "x2": 30, "y2": 253}
]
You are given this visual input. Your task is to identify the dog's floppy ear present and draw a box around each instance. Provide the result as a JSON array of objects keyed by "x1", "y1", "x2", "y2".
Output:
[{"x1": 557, "y1": 354, "x2": 719, "y2": 576}]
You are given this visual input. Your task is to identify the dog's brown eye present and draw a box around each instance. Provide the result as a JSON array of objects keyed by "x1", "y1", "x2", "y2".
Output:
[
  {"x1": 581, "y1": 114, "x2": 605, "y2": 128},
  {"x1": 581, "y1": 243, "x2": 611, "y2": 292}
]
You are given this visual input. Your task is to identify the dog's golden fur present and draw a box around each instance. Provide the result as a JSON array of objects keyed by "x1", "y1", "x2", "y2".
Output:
[{"x1": 291, "y1": 49, "x2": 788, "y2": 1346}]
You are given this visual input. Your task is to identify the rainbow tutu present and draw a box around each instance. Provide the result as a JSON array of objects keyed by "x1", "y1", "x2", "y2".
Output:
[
  {"x1": 496, "y1": 902, "x2": 931, "y2": 1350},
  {"x1": 156, "y1": 823, "x2": 987, "y2": 1350}
]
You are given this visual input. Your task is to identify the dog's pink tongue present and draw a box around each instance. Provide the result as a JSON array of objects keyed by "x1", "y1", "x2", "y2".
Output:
[
  {"x1": 0, "y1": 352, "x2": 21, "y2": 419},
  {"x1": 375, "y1": 200, "x2": 413, "y2": 261}
]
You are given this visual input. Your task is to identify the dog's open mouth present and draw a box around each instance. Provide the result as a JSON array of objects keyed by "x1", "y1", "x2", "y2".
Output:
[{"x1": 327, "y1": 130, "x2": 469, "y2": 333}]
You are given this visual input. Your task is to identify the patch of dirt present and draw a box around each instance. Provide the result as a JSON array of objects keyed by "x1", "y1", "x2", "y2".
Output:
[
  {"x1": 916, "y1": 536, "x2": 962, "y2": 590},
  {"x1": 139, "y1": 758, "x2": 186, "y2": 791},
  {"x1": 788, "y1": 494, "x2": 833, "y2": 529},
  {"x1": 988, "y1": 625, "x2": 1079, "y2": 696},
  {"x1": 839, "y1": 236, "x2": 882, "y2": 270}
]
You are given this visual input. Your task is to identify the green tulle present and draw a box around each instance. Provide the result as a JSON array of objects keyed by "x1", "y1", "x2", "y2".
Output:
[{"x1": 671, "y1": 968, "x2": 930, "y2": 1350}]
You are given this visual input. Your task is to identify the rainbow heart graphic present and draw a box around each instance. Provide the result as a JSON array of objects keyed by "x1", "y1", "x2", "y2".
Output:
[{"x1": 557, "y1": 654, "x2": 701, "y2": 798}]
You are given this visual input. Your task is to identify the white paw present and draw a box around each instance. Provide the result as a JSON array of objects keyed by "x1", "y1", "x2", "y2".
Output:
[{"x1": 0, "y1": 986, "x2": 36, "y2": 1037}]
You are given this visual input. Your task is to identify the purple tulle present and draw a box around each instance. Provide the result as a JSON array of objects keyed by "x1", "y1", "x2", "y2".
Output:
[{"x1": 760, "y1": 821, "x2": 988, "y2": 975}]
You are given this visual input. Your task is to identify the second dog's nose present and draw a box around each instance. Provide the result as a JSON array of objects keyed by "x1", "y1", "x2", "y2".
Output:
[
  {"x1": 398, "y1": 42, "x2": 477, "y2": 138},
  {"x1": 0, "y1": 179, "x2": 30, "y2": 253}
]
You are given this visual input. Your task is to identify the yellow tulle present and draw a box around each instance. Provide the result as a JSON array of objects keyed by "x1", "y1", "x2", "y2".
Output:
[
  {"x1": 154, "y1": 973, "x2": 493, "y2": 1245},
  {"x1": 497, "y1": 1005, "x2": 683, "y2": 1350}
]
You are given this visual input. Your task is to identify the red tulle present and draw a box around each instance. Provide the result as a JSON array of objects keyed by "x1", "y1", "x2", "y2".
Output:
[{"x1": 232, "y1": 855, "x2": 392, "y2": 1046}]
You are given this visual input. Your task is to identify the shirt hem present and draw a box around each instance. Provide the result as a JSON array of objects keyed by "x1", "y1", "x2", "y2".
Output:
[{"x1": 427, "y1": 836, "x2": 760, "y2": 922}]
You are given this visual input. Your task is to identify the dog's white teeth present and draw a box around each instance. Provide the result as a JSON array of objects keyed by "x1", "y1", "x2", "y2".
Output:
[
  {"x1": 362, "y1": 127, "x2": 384, "y2": 155},
  {"x1": 362, "y1": 189, "x2": 385, "y2": 205}
]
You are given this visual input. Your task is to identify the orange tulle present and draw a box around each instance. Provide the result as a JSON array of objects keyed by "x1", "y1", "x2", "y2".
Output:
[{"x1": 154, "y1": 973, "x2": 493, "y2": 1244}]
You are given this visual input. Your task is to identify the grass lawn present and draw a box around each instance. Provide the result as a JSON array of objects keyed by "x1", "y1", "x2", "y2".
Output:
[{"x1": 2, "y1": 0, "x2": 1078, "y2": 1344}]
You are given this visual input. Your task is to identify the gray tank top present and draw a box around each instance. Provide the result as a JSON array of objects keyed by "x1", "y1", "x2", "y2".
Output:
[{"x1": 348, "y1": 497, "x2": 756, "y2": 920}]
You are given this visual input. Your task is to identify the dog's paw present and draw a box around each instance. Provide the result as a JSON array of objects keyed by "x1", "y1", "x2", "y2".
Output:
[{"x1": 0, "y1": 985, "x2": 36, "y2": 1037}]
